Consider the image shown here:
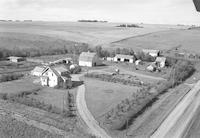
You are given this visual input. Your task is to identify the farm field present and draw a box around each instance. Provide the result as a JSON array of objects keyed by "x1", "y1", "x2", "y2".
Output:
[
  {"x1": 0, "y1": 21, "x2": 187, "y2": 48},
  {"x1": 111, "y1": 28, "x2": 200, "y2": 53},
  {"x1": 0, "y1": 114, "x2": 63, "y2": 138},
  {"x1": 83, "y1": 77, "x2": 139, "y2": 120}
]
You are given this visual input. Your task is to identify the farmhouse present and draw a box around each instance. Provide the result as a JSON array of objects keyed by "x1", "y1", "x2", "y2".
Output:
[
  {"x1": 142, "y1": 49, "x2": 160, "y2": 57},
  {"x1": 40, "y1": 65, "x2": 72, "y2": 88},
  {"x1": 31, "y1": 66, "x2": 46, "y2": 76},
  {"x1": 8, "y1": 56, "x2": 25, "y2": 63},
  {"x1": 79, "y1": 52, "x2": 102, "y2": 67},
  {"x1": 155, "y1": 57, "x2": 166, "y2": 68},
  {"x1": 114, "y1": 54, "x2": 134, "y2": 63}
]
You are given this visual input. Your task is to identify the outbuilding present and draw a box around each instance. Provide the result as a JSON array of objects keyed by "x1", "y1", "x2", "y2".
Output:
[
  {"x1": 142, "y1": 49, "x2": 160, "y2": 57},
  {"x1": 79, "y1": 52, "x2": 102, "y2": 67},
  {"x1": 135, "y1": 59, "x2": 142, "y2": 65},
  {"x1": 31, "y1": 66, "x2": 46, "y2": 76},
  {"x1": 147, "y1": 64, "x2": 156, "y2": 72},
  {"x1": 8, "y1": 56, "x2": 25, "y2": 63},
  {"x1": 114, "y1": 54, "x2": 134, "y2": 63},
  {"x1": 155, "y1": 57, "x2": 166, "y2": 68}
]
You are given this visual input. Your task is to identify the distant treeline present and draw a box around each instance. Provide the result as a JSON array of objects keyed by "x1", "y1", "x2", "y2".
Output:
[
  {"x1": 0, "y1": 45, "x2": 157, "y2": 63},
  {"x1": 116, "y1": 24, "x2": 143, "y2": 28},
  {"x1": 0, "y1": 43, "x2": 89, "y2": 59},
  {"x1": 78, "y1": 20, "x2": 108, "y2": 23}
]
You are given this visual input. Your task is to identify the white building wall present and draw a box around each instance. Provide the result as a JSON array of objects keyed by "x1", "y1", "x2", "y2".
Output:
[
  {"x1": 48, "y1": 72, "x2": 58, "y2": 87},
  {"x1": 129, "y1": 59, "x2": 134, "y2": 63},
  {"x1": 113, "y1": 57, "x2": 118, "y2": 62},
  {"x1": 79, "y1": 61, "x2": 93, "y2": 67}
]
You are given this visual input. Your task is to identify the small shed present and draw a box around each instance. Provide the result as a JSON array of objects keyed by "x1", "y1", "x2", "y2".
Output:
[
  {"x1": 106, "y1": 57, "x2": 114, "y2": 62},
  {"x1": 31, "y1": 66, "x2": 46, "y2": 76},
  {"x1": 142, "y1": 49, "x2": 160, "y2": 57},
  {"x1": 135, "y1": 60, "x2": 142, "y2": 65},
  {"x1": 155, "y1": 57, "x2": 166, "y2": 68},
  {"x1": 8, "y1": 56, "x2": 25, "y2": 63},
  {"x1": 147, "y1": 64, "x2": 156, "y2": 72},
  {"x1": 79, "y1": 52, "x2": 102, "y2": 67},
  {"x1": 114, "y1": 54, "x2": 134, "y2": 63}
]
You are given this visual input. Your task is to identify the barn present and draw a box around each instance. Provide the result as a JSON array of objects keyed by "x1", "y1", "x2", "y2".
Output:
[{"x1": 79, "y1": 52, "x2": 102, "y2": 67}]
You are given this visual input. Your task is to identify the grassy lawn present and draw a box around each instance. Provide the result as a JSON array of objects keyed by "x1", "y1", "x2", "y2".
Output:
[
  {"x1": 0, "y1": 60, "x2": 39, "y2": 75},
  {"x1": 83, "y1": 77, "x2": 139, "y2": 120},
  {"x1": 28, "y1": 87, "x2": 77, "y2": 110},
  {"x1": 0, "y1": 77, "x2": 42, "y2": 95}
]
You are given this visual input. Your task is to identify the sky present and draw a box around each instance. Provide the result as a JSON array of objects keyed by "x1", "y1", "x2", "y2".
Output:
[{"x1": 0, "y1": 0, "x2": 200, "y2": 25}]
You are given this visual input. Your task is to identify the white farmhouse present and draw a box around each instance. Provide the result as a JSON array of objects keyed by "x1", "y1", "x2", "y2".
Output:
[
  {"x1": 114, "y1": 54, "x2": 134, "y2": 63},
  {"x1": 79, "y1": 52, "x2": 102, "y2": 67},
  {"x1": 40, "y1": 65, "x2": 71, "y2": 88}
]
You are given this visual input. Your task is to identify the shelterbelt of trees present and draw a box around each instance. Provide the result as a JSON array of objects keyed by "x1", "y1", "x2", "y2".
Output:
[
  {"x1": 104, "y1": 60, "x2": 195, "y2": 130},
  {"x1": 0, "y1": 44, "x2": 155, "y2": 62}
]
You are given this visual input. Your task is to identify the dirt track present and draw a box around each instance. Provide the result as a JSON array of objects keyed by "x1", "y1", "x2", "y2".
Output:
[{"x1": 74, "y1": 74, "x2": 111, "y2": 138}]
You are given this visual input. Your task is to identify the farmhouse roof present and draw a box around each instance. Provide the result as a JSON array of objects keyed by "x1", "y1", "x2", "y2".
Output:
[
  {"x1": 79, "y1": 52, "x2": 97, "y2": 62},
  {"x1": 32, "y1": 66, "x2": 46, "y2": 73},
  {"x1": 8, "y1": 56, "x2": 23, "y2": 60},
  {"x1": 53, "y1": 65, "x2": 70, "y2": 74},
  {"x1": 42, "y1": 65, "x2": 71, "y2": 79},
  {"x1": 115, "y1": 54, "x2": 134, "y2": 59},
  {"x1": 155, "y1": 57, "x2": 166, "y2": 63}
]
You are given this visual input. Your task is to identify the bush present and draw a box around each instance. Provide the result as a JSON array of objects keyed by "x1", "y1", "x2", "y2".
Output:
[
  {"x1": 0, "y1": 73, "x2": 24, "y2": 82},
  {"x1": 85, "y1": 73, "x2": 149, "y2": 87},
  {"x1": 168, "y1": 60, "x2": 195, "y2": 86}
]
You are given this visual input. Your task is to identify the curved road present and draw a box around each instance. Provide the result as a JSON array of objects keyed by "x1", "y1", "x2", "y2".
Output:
[{"x1": 73, "y1": 74, "x2": 111, "y2": 138}]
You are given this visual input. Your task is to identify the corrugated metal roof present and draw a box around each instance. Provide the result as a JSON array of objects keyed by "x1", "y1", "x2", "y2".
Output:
[
  {"x1": 115, "y1": 54, "x2": 134, "y2": 59},
  {"x1": 53, "y1": 65, "x2": 69, "y2": 74},
  {"x1": 8, "y1": 56, "x2": 23, "y2": 60},
  {"x1": 79, "y1": 52, "x2": 97, "y2": 62},
  {"x1": 142, "y1": 49, "x2": 160, "y2": 54}
]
